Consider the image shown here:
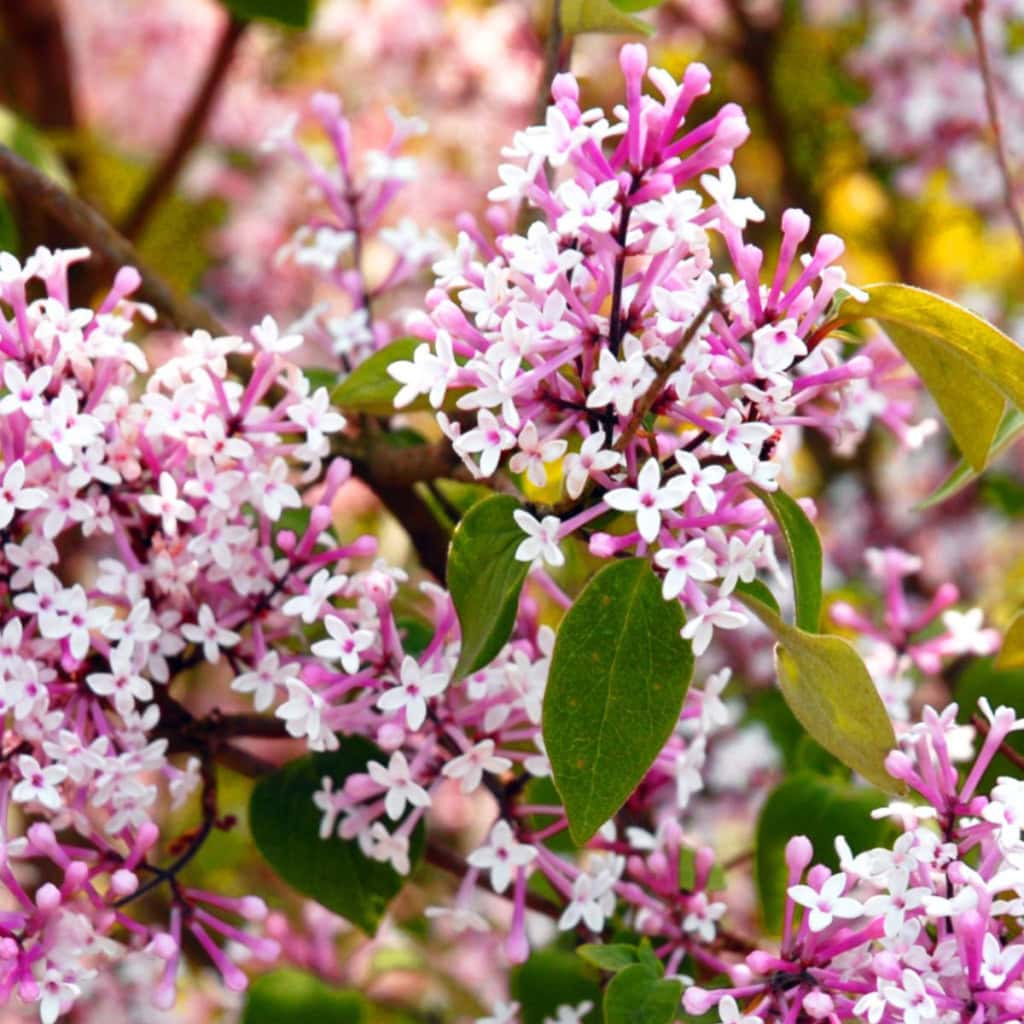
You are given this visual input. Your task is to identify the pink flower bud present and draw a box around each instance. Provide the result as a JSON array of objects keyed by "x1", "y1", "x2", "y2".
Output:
[
  {"x1": 111, "y1": 865, "x2": 137, "y2": 895},
  {"x1": 310, "y1": 91, "x2": 342, "y2": 122},
  {"x1": 784, "y1": 835, "x2": 814, "y2": 878},
  {"x1": 149, "y1": 933, "x2": 178, "y2": 960},
  {"x1": 239, "y1": 896, "x2": 268, "y2": 921},
  {"x1": 589, "y1": 533, "x2": 618, "y2": 558},
  {"x1": 551, "y1": 72, "x2": 579, "y2": 104},
  {"x1": 802, "y1": 992, "x2": 834, "y2": 1019},
  {"x1": 36, "y1": 883, "x2": 61, "y2": 912},
  {"x1": 682, "y1": 987, "x2": 715, "y2": 1014}
]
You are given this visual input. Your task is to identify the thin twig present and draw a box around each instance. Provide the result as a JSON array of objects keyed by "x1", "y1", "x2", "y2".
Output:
[
  {"x1": 614, "y1": 289, "x2": 722, "y2": 453},
  {"x1": 966, "y1": 0, "x2": 1024, "y2": 259},
  {"x1": 120, "y1": 15, "x2": 248, "y2": 242}
]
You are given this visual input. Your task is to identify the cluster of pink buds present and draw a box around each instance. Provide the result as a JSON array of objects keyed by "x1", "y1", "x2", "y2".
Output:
[
  {"x1": 391, "y1": 45, "x2": 922, "y2": 654},
  {"x1": 266, "y1": 91, "x2": 445, "y2": 369},
  {"x1": 684, "y1": 699, "x2": 1024, "y2": 1024}
]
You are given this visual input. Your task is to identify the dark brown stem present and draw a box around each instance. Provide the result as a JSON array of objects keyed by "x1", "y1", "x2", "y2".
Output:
[
  {"x1": 534, "y1": 0, "x2": 566, "y2": 127},
  {"x1": 965, "y1": 0, "x2": 1024, "y2": 260},
  {"x1": 120, "y1": 15, "x2": 248, "y2": 242},
  {"x1": 0, "y1": 144, "x2": 228, "y2": 336},
  {"x1": 114, "y1": 756, "x2": 219, "y2": 907}
]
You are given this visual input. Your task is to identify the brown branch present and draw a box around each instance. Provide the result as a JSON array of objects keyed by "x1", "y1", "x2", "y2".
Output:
[
  {"x1": 120, "y1": 15, "x2": 248, "y2": 242},
  {"x1": 0, "y1": 144, "x2": 228, "y2": 336},
  {"x1": 424, "y1": 840, "x2": 563, "y2": 920},
  {"x1": 965, "y1": 0, "x2": 1024, "y2": 260},
  {"x1": 614, "y1": 289, "x2": 722, "y2": 453},
  {"x1": 0, "y1": 0, "x2": 76, "y2": 132}
]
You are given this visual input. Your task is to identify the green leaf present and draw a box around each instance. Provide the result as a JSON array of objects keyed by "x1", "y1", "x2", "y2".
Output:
[
  {"x1": 997, "y1": 612, "x2": 1024, "y2": 670},
  {"x1": 578, "y1": 944, "x2": 640, "y2": 973},
  {"x1": 609, "y1": 0, "x2": 665, "y2": 10},
  {"x1": 330, "y1": 339, "x2": 420, "y2": 416},
  {"x1": 303, "y1": 367, "x2": 340, "y2": 393},
  {"x1": 219, "y1": 0, "x2": 315, "y2": 28},
  {"x1": 330, "y1": 338, "x2": 467, "y2": 415},
  {"x1": 738, "y1": 595, "x2": 899, "y2": 792},
  {"x1": 242, "y1": 970, "x2": 367, "y2": 1024},
  {"x1": 561, "y1": 0, "x2": 654, "y2": 35},
  {"x1": 919, "y1": 408, "x2": 1024, "y2": 508},
  {"x1": 0, "y1": 194, "x2": 18, "y2": 254},
  {"x1": 603, "y1": 964, "x2": 682, "y2": 1024},
  {"x1": 755, "y1": 773, "x2": 895, "y2": 931},
  {"x1": 750, "y1": 486, "x2": 823, "y2": 632},
  {"x1": 841, "y1": 284, "x2": 1024, "y2": 471},
  {"x1": 510, "y1": 950, "x2": 602, "y2": 1024},
  {"x1": 447, "y1": 495, "x2": 530, "y2": 680},
  {"x1": 249, "y1": 736, "x2": 423, "y2": 933},
  {"x1": 544, "y1": 559, "x2": 694, "y2": 844},
  {"x1": 733, "y1": 578, "x2": 781, "y2": 616}
]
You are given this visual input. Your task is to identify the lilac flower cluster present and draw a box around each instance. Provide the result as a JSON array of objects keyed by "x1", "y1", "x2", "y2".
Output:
[
  {"x1": 684, "y1": 699, "x2": 1024, "y2": 1024},
  {"x1": 392, "y1": 45, "x2": 922, "y2": 654},
  {"x1": 267, "y1": 91, "x2": 445, "y2": 368},
  {"x1": 0, "y1": 246, "x2": 382, "y2": 1018}
]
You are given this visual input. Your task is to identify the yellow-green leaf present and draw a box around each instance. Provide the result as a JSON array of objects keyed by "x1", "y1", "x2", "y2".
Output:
[
  {"x1": 561, "y1": 0, "x2": 654, "y2": 35},
  {"x1": 841, "y1": 284, "x2": 1024, "y2": 471},
  {"x1": 739, "y1": 594, "x2": 899, "y2": 792},
  {"x1": 996, "y1": 612, "x2": 1024, "y2": 671},
  {"x1": 920, "y1": 408, "x2": 1024, "y2": 509}
]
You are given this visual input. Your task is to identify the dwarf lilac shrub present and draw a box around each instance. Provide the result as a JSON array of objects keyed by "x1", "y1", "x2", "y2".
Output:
[{"x1": 1, "y1": 22, "x2": 1024, "y2": 1024}]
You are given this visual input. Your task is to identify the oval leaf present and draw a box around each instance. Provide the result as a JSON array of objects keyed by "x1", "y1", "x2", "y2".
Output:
[
  {"x1": 242, "y1": 970, "x2": 367, "y2": 1024},
  {"x1": 603, "y1": 964, "x2": 682, "y2": 1024},
  {"x1": 250, "y1": 736, "x2": 423, "y2": 934},
  {"x1": 739, "y1": 595, "x2": 899, "y2": 792},
  {"x1": 755, "y1": 773, "x2": 895, "y2": 932},
  {"x1": 448, "y1": 495, "x2": 531, "y2": 680},
  {"x1": 750, "y1": 486, "x2": 822, "y2": 632},
  {"x1": 842, "y1": 284, "x2": 1024, "y2": 471},
  {"x1": 544, "y1": 559, "x2": 694, "y2": 845}
]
